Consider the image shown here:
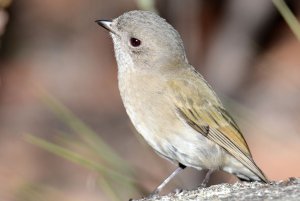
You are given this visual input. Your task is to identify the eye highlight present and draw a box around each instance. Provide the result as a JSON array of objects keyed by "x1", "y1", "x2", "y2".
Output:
[{"x1": 130, "y1": 37, "x2": 141, "y2": 47}]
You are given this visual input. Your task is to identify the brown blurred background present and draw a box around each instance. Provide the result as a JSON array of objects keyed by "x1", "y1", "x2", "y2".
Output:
[{"x1": 0, "y1": 0, "x2": 300, "y2": 200}]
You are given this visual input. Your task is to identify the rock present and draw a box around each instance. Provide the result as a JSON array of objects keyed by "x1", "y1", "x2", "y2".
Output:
[{"x1": 135, "y1": 178, "x2": 300, "y2": 201}]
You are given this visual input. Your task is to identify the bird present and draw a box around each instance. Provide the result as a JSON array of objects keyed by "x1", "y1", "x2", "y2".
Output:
[{"x1": 96, "y1": 10, "x2": 268, "y2": 196}]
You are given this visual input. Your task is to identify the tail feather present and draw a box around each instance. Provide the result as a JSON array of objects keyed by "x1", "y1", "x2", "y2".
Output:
[{"x1": 235, "y1": 172, "x2": 268, "y2": 183}]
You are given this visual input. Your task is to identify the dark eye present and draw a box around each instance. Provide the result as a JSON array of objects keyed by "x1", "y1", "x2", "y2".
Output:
[{"x1": 130, "y1": 37, "x2": 141, "y2": 47}]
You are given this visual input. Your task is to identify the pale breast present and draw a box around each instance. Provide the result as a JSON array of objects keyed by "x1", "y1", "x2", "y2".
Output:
[
  {"x1": 118, "y1": 71, "x2": 226, "y2": 170},
  {"x1": 118, "y1": 71, "x2": 174, "y2": 140}
]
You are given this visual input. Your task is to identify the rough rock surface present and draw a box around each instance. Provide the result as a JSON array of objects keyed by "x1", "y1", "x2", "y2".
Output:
[{"x1": 135, "y1": 178, "x2": 300, "y2": 201}]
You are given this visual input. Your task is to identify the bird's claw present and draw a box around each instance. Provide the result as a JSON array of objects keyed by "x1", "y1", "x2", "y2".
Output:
[{"x1": 173, "y1": 188, "x2": 183, "y2": 194}]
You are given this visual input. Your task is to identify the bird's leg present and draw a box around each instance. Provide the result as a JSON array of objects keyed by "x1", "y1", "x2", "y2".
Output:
[
  {"x1": 200, "y1": 169, "x2": 214, "y2": 188},
  {"x1": 149, "y1": 163, "x2": 186, "y2": 197}
]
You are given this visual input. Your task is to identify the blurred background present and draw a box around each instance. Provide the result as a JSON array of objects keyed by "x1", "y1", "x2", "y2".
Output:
[{"x1": 0, "y1": 0, "x2": 300, "y2": 200}]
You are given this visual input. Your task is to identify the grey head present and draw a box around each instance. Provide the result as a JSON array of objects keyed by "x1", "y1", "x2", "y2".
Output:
[{"x1": 96, "y1": 10, "x2": 188, "y2": 72}]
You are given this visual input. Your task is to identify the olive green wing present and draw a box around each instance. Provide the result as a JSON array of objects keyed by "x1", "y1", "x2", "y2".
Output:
[{"x1": 167, "y1": 78, "x2": 268, "y2": 182}]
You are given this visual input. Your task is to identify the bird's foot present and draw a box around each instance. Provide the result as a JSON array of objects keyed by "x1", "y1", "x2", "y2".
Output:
[
  {"x1": 198, "y1": 183, "x2": 208, "y2": 189},
  {"x1": 128, "y1": 192, "x2": 159, "y2": 201},
  {"x1": 173, "y1": 188, "x2": 183, "y2": 194},
  {"x1": 147, "y1": 190, "x2": 160, "y2": 198}
]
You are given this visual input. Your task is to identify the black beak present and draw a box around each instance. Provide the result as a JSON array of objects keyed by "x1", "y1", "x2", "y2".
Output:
[{"x1": 95, "y1": 20, "x2": 113, "y2": 32}]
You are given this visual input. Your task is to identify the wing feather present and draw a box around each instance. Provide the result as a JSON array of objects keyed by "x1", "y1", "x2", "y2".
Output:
[{"x1": 167, "y1": 77, "x2": 268, "y2": 182}]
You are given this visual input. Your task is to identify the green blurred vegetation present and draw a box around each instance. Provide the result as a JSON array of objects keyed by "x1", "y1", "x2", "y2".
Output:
[
  {"x1": 25, "y1": 90, "x2": 139, "y2": 201},
  {"x1": 273, "y1": 0, "x2": 300, "y2": 41}
]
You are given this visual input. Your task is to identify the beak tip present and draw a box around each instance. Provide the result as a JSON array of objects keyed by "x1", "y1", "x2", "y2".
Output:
[{"x1": 95, "y1": 19, "x2": 113, "y2": 32}]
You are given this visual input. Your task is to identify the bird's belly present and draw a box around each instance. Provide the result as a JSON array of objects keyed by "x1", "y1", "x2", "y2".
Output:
[
  {"x1": 119, "y1": 74, "x2": 225, "y2": 170},
  {"x1": 124, "y1": 99, "x2": 225, "y2": 170},
  {"x1": 160, "y1": 127, "x2": 226, "y2": 170}
]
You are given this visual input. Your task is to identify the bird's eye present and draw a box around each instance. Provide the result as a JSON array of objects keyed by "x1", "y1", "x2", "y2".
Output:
[{"x1": 130, "y1": 37, "x2": 141, "y2": 47}]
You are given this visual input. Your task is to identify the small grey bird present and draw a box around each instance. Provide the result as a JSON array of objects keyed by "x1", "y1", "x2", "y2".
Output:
[{"x1": 96, "y1": 10, "x2": 268, "y2": 196}]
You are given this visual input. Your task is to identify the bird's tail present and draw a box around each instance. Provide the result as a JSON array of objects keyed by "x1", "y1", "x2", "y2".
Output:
[{"x1": 235, "y1": 168, "x2": 268, "y2": 183}]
